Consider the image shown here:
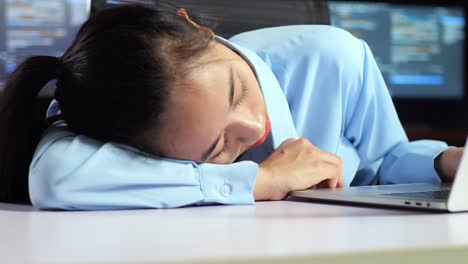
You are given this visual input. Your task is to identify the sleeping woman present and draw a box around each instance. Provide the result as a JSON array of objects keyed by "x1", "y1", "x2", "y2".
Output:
[{"x1": 0, "y1": 4, "x2": 463, "y2": 209}]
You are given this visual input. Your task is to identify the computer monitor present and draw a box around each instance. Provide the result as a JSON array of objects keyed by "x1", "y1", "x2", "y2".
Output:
[
  {"x1": 329, "y1": 0, "x2": 467, "y2": 128},
  {"x1": 329, "y1": 0, "x2": 465, "y2": 99},
  {"x1": 0, "y1": 0, "x2": 91, "y2": 96}
]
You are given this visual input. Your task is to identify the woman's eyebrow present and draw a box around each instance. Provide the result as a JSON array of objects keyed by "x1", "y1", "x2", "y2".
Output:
[{"x1": 201, "y1": 65, "x2": 234, "y2": 162}]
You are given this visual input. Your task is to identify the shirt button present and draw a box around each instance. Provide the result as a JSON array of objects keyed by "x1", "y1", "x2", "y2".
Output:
[{"x1": 221, "y1": 184, "x2": 232, "y2": 197}]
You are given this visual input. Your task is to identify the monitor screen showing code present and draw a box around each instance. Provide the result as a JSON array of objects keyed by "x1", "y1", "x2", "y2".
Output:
[
  {"x1": 330, "y1": 1, "x2": 465, "y2": 99},
  {"x1": 0, "y1": 0, "x2": 89, "y2": 95}
]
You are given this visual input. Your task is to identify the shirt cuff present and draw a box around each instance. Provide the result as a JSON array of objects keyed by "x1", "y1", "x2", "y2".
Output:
[{"x1": 199, "y1": 161, "x2": 258, "y2": 205}]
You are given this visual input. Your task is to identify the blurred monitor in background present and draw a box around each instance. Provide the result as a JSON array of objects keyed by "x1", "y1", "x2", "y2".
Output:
[
  {"x1": 329, "y1": 1, "x2": 466, "y2": 100},
  {"x1": 0, "y1": 0, "x2": 90, "y2": 96}
]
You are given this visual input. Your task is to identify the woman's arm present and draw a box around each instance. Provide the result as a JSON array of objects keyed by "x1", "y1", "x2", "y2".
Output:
[
  {"x1": 29, "y1": 122, "x2": 257, "y2": 210},
  {"x1": 344, "y1": 40, "x2": 453, "y2": 185}
]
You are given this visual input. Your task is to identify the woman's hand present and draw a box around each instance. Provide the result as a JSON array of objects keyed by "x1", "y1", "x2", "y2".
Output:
[
  {"x1": 254, "y1": 138, "x2": 343, "y2": 201},
  {"x1": 435, "y1": 147, "x2": 465, "y2": 182}
]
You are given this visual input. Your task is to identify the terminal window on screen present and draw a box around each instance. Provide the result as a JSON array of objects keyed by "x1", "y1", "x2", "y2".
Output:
[
  {"x1": 0, "y1": 0, "x2": 89, "y2": 96},
  {"x1": 329, "y1": 1, "x2": 465, "y2": 99}
]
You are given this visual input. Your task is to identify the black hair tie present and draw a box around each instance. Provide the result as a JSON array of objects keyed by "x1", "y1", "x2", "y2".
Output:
[
  {"x1": 55, "y1": 57, "x2": 67, "y2": 78},
  {"x1": 54, "y1": 57, "x2": 67, "y2": 102}
]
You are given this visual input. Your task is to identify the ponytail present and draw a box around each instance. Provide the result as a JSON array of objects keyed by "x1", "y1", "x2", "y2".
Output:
[{"x1": 0, "y1": 56, "x2": 63, "y2": 203}]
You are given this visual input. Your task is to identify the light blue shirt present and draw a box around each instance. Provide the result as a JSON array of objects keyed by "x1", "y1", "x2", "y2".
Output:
[{"x1": 29, "y1": 25, "x2": 449, "y2": 210}]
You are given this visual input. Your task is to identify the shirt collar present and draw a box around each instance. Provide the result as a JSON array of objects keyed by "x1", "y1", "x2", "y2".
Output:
[{"x1": 215, "y1": 36, "x2": 298, "y2": 148}]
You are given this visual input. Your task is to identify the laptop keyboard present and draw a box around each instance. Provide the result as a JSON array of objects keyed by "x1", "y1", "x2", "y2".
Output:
[{"x1": 382, "y1": 190, "x2": 451, "y2": 200}]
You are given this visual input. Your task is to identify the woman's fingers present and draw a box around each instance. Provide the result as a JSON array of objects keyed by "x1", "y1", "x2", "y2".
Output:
[
  {"x1": 318, "y1": 150, "x2": 342, "y2": 168},
  {"x1": 312, "y1": 149, "x2": 343, "y2": 188},
  {"x1": 256, "y1": 137, "x2": 344, "y2": 200}
]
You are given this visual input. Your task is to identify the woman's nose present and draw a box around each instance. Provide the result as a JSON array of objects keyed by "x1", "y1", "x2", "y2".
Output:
[{"x1": 229, "y1": 113, "x2": 264, "y2": 146}]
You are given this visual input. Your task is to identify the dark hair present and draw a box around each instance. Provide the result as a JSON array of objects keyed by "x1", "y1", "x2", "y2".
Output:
[{"x1": 0, "y1": 3, "x2": 213, "y2": 203}]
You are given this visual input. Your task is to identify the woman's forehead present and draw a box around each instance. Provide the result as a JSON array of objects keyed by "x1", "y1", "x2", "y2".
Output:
[{"x1": 159, "y1": 70, "x2": 232, "y2": 162}]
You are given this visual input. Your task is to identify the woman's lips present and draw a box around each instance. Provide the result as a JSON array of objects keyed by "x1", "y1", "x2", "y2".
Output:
[{"x1": 252, "y1": 116, "x2": 271, "y2": 147}]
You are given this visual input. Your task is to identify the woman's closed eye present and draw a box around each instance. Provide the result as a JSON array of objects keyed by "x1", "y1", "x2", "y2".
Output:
[
  {"x1": 213, "y1": 79, "x2": 248, "y2": 161},
  {"x1": 213, "y1": 135, "x2": 231, "y2": 159},
  {"x1": 233, "y1": 79, "x2": 248, "y2": 109}
]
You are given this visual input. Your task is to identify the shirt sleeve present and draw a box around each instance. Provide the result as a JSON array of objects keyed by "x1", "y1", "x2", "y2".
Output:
[
  {"x1": 29, "y1": 122, "x2": 257, "y2": 210},
  {"x1": 344, "y1": 40, "x2": 450, "y2": 186}
]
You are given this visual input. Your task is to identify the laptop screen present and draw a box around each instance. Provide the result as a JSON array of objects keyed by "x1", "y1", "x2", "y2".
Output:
[
  {"x1": 0, "y1": 0, "x2": 90, "y2": 95},
  {"x1": 329, "y1": 1, "x2": 466, "y2": 99}
]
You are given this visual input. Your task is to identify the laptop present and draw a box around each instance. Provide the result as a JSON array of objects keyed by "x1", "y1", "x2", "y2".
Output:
[{"x1": 289, "y1": 138, "x2": 468, "y2": 212}]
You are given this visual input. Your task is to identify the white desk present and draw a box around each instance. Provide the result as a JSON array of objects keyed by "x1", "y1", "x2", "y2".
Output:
[{"x1": 1, "y1": 198, "x2": 468, "y2": 264}]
